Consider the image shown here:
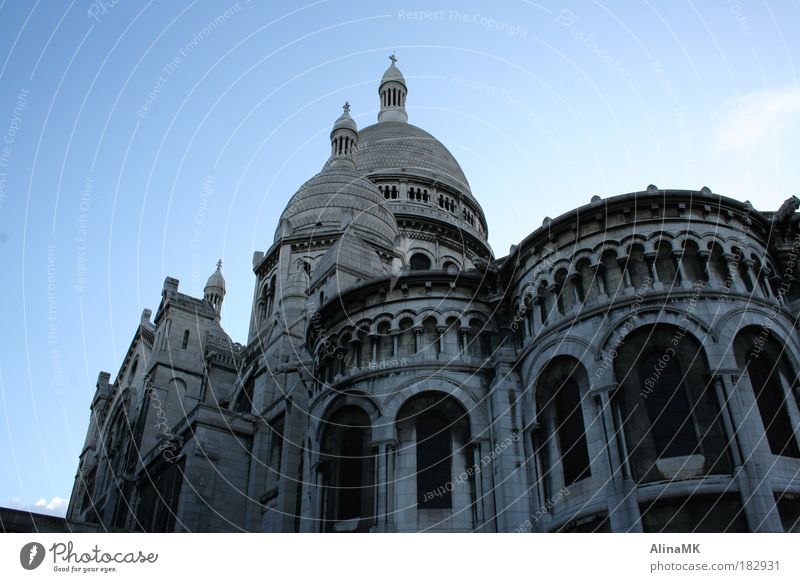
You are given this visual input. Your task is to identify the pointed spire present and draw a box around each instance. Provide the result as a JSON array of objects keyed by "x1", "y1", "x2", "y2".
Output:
[{"x1": 204, "y1": 260, "x2": 226, "y2": 318}]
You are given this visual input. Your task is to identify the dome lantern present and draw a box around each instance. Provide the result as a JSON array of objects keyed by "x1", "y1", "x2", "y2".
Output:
[
  {"x1": 378, "y1": 53, "x2": 408, "y2": 123},
  {"x1": 329, "y1": 102, "x2": 359, "y2": 169}
]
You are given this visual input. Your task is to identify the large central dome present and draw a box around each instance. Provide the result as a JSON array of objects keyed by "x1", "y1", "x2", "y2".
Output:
[
  {"x1": 354, "y1": 56, "x2": 486, "y2": 236},
  {"x1": 357, "y1": 121, "x2": 473, "y2": 198}
]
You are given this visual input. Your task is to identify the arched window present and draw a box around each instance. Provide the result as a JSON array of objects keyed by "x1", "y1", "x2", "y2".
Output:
[
  {"x1": 443, "y1": 261, "x2": 459, "y2": 274},
  {"x1": 396, "y1": 393, "x2": 471, "y2": 522},
  {"x1": 416, "y1": 413, "x2": 452, "y2": 508},
  {"x1": 576, "y1": 258, "x2": 598, "y2": 302},
  {"x1": 655, "y1": 241, "x2": 680, "y2": 288},
  {"x1": 707, "y1": 243, "x2": 729, "y2": 288},
  {"x1": 421, "y1": 316, "x2": 439, "y2": 358},
  {"x1": 614, "y1": 325, "x2": 732, "y2": 483},
  {"x1": 398, "y1": 318, "x2": 415, "y2": 356},
  {"x1": 680, "y1": 240, "x2": 706, "y2": 284},
  {"x1": 627, "y1": 244, "x2": 650, "y2": 289},
  {"x1": 601, "y1": 250, "x2": 623, "y2": 297},
  {"x1": 261, "y1": 275, "x2": 276, "y2": 322},
  {"x1": 409, "y1": 253, "x2": 431, "y2": 271}
]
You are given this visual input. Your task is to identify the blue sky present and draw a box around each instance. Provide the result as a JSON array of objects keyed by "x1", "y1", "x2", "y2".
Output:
[{"x1": 1, "y1": 0, "x2": 799, "y2": 516}]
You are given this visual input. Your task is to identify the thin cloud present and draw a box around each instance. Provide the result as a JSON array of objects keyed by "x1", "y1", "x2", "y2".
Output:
[
  {"x1": 713, "y1": 88, "x2": 800, "y2": 153},
  {"x1": 6, "y1": 495, "x2": 68, "y2": 517}
]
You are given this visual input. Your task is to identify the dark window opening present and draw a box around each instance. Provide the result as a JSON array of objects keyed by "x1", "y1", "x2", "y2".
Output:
[
  {"x1": 640, "y1": 351, "x2": 698, "y2": 458},
  {"x1": 128, "y1": 358, "x2": 138, "y2": 382},
  {"x1": 416, "y1": 414, "x2": 452, "y2": 508},
  {"x1": 409, "y1": 253, "x2": 431, "y2": 271},
  {"x1": 268, "y1": 416, "x2": 285, "y2": 477},
  {"x1": 554, "y1": 378, "x2": 591, "y2": 485},
  {"x1": 444, "y1": 261, "x2": 459, "y2": 274},
  {"x1": 181, "y1": 330, "x2": 189, "y2": 349},
  {"x1": 747, "y1": 352, "x2": 800, "y2": 458},
  {"x1": 337, "y1": 427, "x2": 364, "y2": 520}
]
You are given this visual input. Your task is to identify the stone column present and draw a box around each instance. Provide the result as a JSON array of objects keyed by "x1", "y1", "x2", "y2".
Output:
[
  {"x1": 413, "y1": 326, "x2": 423, "y2": 354},
  {"x1": 699, "y1": 250, "x2": 714, "y2": 286},
  {"x1": 723, "y1": 253, "x2": 739, "y2": 292},
  {"x1": 436, "y1": 326, "x2": 447, "y2": 356},
  {"x1": 618, "y1": 258, "x2": 634, "y2": 293},
  {"x1": 372, "y1": 443, "x2": 387, "y2": 530},
  {"x1": 675, "y1": 253, "x2": 691, "y2": 289},
  {"x1": 532, "y1": 297, "x2": 544, "y2": 329},
  {"x1": 645, "y1": 251, "x2": 663, "y2": 291},
  {"x1": 589, "y1": 384, "x2": 635, "y2": 532},
  {"x1": 595, "y1": 265, "x2": 609, "y2": 298},
  {"x1": 741, "y1": 259, "x2": 757, "y2": 293},
  {"x1": 245, "y1": 420, "x2": 271, "y2": 531},
  {"x1": 459, "y1": 327, "x2": 470, "y2": 359},
  {"x1": 386, "y1": 442, "x2": 397, "y2": 531},
  {"x1": 547, "y1": 284, "x2": 560, "y2": 317},
  {"x1": 569, "y1": 274, "x2": 582, "y2": 308},
  {"x1": 720, "y1": 371, "x2": 783, "y2": 532},
  {"x1": 312, "y1": 461, "x2": 326, "y2": 532},
  {"x1": 487, "y1": 356, "x2": 528, "y2": 531},
  {"x1": 349, "y1": 338, "x2": 361, "y2": 370},
  {"x1": 470, "y1": 441, "x2": 486, "y2": 528},
  {"x1": 525, "y1": 422, "x2": 545, "y2": 531}
]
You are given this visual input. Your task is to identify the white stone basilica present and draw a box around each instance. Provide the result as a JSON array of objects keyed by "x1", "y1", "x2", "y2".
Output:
[{"x1": 67, "y1": 57, "x2": 800, "y2": 533}]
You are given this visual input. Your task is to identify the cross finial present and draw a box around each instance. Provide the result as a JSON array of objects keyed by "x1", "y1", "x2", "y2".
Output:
[
  {"x1": 343, "y1": 101, "x2": 350, "y2": 114},
  {"x1": 389, "y1": 52, "x2": 397, "y2": 65},
  {"x1": 216, "y1": 259, "x2": 222, "y2": 271}
]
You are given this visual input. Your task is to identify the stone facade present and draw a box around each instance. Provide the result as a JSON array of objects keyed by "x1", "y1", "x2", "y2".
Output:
[{"x1": 67, "y1": 59, "x2": 800, "y2": 533}]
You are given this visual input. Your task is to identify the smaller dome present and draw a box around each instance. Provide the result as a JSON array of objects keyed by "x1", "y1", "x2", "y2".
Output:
[
  {"x1": 205, "y1": 260, "x2": 225, "y2": 291},
  {"x1": 332, "y1": 102, "x2": 357, "y2": 133},
  {"x1": 276, "y1": 166, "x2": 399, "y2": 248}
]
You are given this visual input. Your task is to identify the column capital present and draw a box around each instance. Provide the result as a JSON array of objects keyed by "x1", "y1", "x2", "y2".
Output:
[
  {"x1": 589, "y1": 383, "x2": 618, "y2": 398},
  {"x1": 709, "y1": 368, "x2": 742, "y2": 377},
  {"x1": 369, "y1": 438, "x2": 398, "y2": 447}
]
